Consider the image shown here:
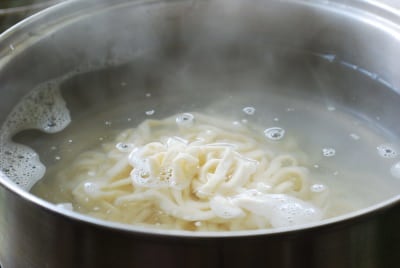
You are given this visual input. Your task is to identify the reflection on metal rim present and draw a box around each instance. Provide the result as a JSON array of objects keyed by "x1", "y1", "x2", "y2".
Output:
[{"x1": 0, "y1": 0, "x2": 65, "y2": 15}]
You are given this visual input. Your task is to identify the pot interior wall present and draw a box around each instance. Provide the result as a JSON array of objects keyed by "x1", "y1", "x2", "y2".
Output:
[{"x1": 0, "y1": 0, "x2": 400, "y2": 127}]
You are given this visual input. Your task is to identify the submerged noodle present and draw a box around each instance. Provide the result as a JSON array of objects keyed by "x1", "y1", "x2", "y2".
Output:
[{"x1": 42, "y1": 113, "x2": 329, "y2": 231}]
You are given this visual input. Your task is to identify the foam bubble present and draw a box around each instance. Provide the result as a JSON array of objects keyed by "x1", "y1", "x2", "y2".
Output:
[
  {"x1": 264, "y1": 127, "x2": 285, "y2": 141},
  {"x1": 242, "y1": 106, "x2": 256, "y2": 115},
  {"x1": 233, "y1": 190, "x2": 322, "y2": 228},
  {"x1": 0, "y1": 84, "x2": 71, "y2": 190},
  {"x1": 176, "y1": 113, "x2": 195, "y2": 128},
  {"x1": 84, "y1": 182, "x2": 100, "y2": 194},
  {"x1": 0, "y1": 142, "x2": 45, "y2": 190},
  {"x1": 116, "y1": 142, "x2": 134, "y2": 153},
  {"x1": 311, "y1": 184, "x2": 326, "y2": 193},
  {"x1": 1, "y1": 84, "x2": 70, "y2": 136},
  {"x1": 210, "y1": 196, "x2": 244, "y2": 219},
  {"x1": 322, "y1": 148, "x2": 336, "y2": 157},
  {"x1": 377, "y1": 144, "x2": 397, "y2": 159},
  {"x1": 145, "y1": 110, "x2": 155, "y2": 116}
]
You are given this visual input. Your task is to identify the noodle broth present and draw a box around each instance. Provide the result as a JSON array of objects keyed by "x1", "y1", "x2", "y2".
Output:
[{"x1": 5, "y1": 50, "x2": 400, "y2": 231}]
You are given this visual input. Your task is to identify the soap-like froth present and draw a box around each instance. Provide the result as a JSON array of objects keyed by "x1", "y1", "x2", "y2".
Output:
[
  {"x1": 0, "y1": 84, "x2": 71, "y2": 190},
  {"x1": 232, "y1": 190, "x2": 322, "y2": 228}
]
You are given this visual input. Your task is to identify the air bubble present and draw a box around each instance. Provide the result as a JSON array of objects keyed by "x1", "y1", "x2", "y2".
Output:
[
  {"x1": 145, "y1": 93, "x2": 152, "y2": 98},
  {"x1": 322, "y1": 148, "x2": 336, "y2": 157},
  {"x1": 242, "y1": 106, "x2": 256, "y2": 115},
  {"x1": 311, "y1": 184, "x2": 326, "y2": 193},
  {"x1": 176, "y1": 113, "x2": 195, "y2": 128},
  {"x1": 377, "y1": 144, "x2": 397, "y2": 159},
  {"x1": 116, "y1": 142, "x2": 134, "y2": 153},
  {"x1": 264, "y1": 127, "x2": 285, "y2": 141},
  {"x1": 104, "y1": 121, "x2": 112, "y2": 126},
  {"x1": 145, "y1": 110, "x2": 155, "y2": 116},
  {"x1": 390, "y1": 162, "x2": 400, "y2": 179},
  {"x1": 84, "y1": 182, "x2": 98, "y2": 194}
]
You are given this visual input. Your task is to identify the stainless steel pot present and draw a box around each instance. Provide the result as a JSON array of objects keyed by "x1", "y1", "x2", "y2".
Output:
[{"x1": 1, "y1": 0, "x2": 400, "y2": 267}]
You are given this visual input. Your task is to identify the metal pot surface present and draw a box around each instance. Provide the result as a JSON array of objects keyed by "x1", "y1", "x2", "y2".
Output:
[{"x1": 0, "y1": 0, "x2": 400, "y2": 267}]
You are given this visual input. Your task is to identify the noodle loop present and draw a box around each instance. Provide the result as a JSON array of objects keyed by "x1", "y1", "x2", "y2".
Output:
[{"x1": 46, "y1": 113, "x2": 328, "y2": 231}]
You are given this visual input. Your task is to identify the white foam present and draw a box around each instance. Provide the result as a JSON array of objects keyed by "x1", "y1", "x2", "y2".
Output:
[
  {"x1": 232, "y1": 190, "x2": 322, "y2": 228},
  {"x1": 145, "y1": 110, "x2": 155, "y2": 116},
  {"x1": 210, "y1": 195, "x2": 245, "y2": 219},
  {"x1": 322, "y1": 147, "x2": 336, "y2": 157},
  {"x1": 377, "y1": 144, "x2": 397, "y2": 159},
  {"x1": 311, "y1": 184, "x2": 327, "y2": 193},
  {"x1": 0, "y1": 84, "x2": 71, "y2": 190}
]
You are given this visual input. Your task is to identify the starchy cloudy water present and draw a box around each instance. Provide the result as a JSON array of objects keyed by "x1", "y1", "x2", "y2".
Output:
[{"x1": 1, "y1": 58, "x2": 400, "y2": 231}]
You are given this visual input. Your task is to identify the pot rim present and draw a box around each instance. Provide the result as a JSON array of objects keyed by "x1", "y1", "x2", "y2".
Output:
[
  {"x1": 1, "y1": 0, "x2": 400, "y2": 238},
  {"x1": 0, "y1": 0, "x2": 65, "y2": 16}
]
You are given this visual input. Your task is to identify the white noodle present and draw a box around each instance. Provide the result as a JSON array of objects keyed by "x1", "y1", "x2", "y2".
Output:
[{"x1": 46, "y1": 113, "x2": 329, "y2": 231}]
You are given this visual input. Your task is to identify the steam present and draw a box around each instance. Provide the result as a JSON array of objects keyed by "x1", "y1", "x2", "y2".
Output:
[{"x1": 0, "y1": 0, "x2": 400, "y2": 197}]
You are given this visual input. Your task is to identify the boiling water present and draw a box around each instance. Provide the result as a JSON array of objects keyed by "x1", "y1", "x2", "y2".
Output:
[{"x1": 2, "y1": 50, "x2": 400, "y2": 230}]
